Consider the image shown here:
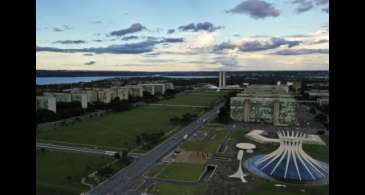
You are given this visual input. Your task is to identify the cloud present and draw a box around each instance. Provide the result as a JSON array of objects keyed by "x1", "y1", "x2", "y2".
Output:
[
  {"x1": 161, "y1": 38, "x2": 184, "y2": 43},
  {"x1": 83, "y1": 53, "x2": 94, "y2": 56},
  {"x1": 214, "y1": 37, "x2": 301, "y2": 52},
  {"x1": 310, "y1": 39, "x2": 329, "y2": 44},
  {"x1": 91, "y1": 20, "x2": 102, "y2": 24},
  {"x1": 322, "y1": 7, "x2": 329, "y2": 13},
  {"x1": 213, "y1": 57, "x2": 239, "y2": 68},
  {"x1": 167, "y1": 29, "x2": 175, "y2": 34},
  {"x1": 53, "y1": 27, "x2": 64, "y2": 32},
  {"x1": 213, "y1": 41, "x2": 237, "y2": 51},
  {"x1": 93, "y1": 39, "x2": 103, "y2": 42},
  {"x1": 314, "y1": 0, "x2": 329, "y2": 5},
  {"x1": 292, "y1": 0, "x2": 329, "y2": 13},
  {"x1": 53, "y1": 40, "x2": 86, "y2": 44},
  {"x1": 84, "y1": 61, "x2": 96, "y2": 65},
  {"x1": 178, "y1": 22, "x2": 224, "y2": 32},
  {"x1": 273, "y1": 48, "x2": 328, "y2": 55},
  {"x1": 109, "y1": 23, "x2": 146, "y2": 36},
  {"x1": 121, "y1": 35, "x2": 139, "y2": 41},
  {"x1": 63, "y1": 25, "x2": 72, "y2": 30},
  {"x1": 226, "y1": 0, "x2": 280, "y2": 19},
  {"x1": 294, "y1": 0, "x2": 313, "y2": 13},
  {"x1": 53, "y1": 25, "x2": 72, "y2": 32},
  {"x1": 241, "y1": 38, "x2": 301, "y2": 51},
  {"x1": 37, "y1": 37, "x2": 184, "y2": 54}
]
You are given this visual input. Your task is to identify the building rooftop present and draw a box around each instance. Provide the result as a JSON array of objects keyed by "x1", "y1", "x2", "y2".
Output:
[{"x1": 236, "y1": 84, "x2": 292, "y2": 98}]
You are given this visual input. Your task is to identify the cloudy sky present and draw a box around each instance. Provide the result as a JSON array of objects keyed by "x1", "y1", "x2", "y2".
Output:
[{"x1": 36, "y1": 0, "x2": 329, "y2": 71}]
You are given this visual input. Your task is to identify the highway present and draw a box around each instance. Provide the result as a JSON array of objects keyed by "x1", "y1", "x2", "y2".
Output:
[{"x1": 86, "y1": 101, "x2": 226, "y2": 195}]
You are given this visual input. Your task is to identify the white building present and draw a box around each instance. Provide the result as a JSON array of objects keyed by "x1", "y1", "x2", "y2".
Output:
[{"x1": 36, "y1": 96, "x2": 57, "y2": 113}]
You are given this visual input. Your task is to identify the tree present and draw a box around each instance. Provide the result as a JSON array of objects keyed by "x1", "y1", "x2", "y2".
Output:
[
  {"x1": 36, "y1": 109, "x2": 58, "y2": 124},
  {"x1": 97, "y1": 165, "x2": 113, "y2": 178},
  {"x1": 315, "y1": 113, "x2": 327, "y2": 123},
  {"x1": 66, "y1": 176, "x2": 72, "y2": 181},
  {"x1": 136, "y1": 135, "x2": 142, "y2": 146},
  {"x1": 121, "y1": 150, "x2": 130, "y2": 164},
  {"x1": 309, "y1": 107, "x2": 316, "y2": 115},
  {"x1": 114, "y1": 152, "x2": 121, "y2": 160}
]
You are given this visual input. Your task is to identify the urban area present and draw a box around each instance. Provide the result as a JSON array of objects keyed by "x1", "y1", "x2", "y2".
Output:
[{"x1": 36, "y1": 71, "x2": 329, "y2": 195}]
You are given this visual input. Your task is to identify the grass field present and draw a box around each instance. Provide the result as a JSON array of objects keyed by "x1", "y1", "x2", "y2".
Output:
[
  {"x1": 157, "y1": 91, "x2": 226, "y2": 107},
  {"x1": 150, "y1": 183, "x2": 208, "y2": 195},
  {"x1": 36, "y1": 150, "x2": 113, "y2": 195},
  {"x1": 37, "y1": 106, "x2": 201, "y2": 151},
  {"x1": 156, "y1": 163, "x2": 205, "y2": 181},
  {"x1": 145, "y1": 163, "x2": 167, "y2": 177},
  {"x1": 247, "y1": 181, "x2": 328, "y2": 195},
  {"x1": 181, "y1": 124, "x2": 228, "y2": 154},
  {"x1": 37, "y1": 90, "x2": 225, "y2": 151}
]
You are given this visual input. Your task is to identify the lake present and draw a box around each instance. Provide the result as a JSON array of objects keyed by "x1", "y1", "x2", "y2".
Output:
[{"x1": 36, "y1": 75, "x2": 218, "y2": 85}]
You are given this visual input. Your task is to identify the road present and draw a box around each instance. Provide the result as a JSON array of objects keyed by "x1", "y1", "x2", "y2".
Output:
[
  {"x1": 36, "y1": 143, "x2": 144, "y2": 159},
  {"x1": 149, "y1": 104, "x2": 209, "y2": 108},
  {"x1": 36, "y1": 143, "x2": 117, "y2": 156},
  {"x1": 86, "y1": 102, "x2": 226, "y2": 195}
]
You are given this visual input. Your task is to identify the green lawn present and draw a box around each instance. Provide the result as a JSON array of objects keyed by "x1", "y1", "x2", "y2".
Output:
[
  {"x1": 150, "y1": 183, "x2": 208, "y2": 195},
  {"x1": 158, "y1": 91, "x2": 226, "y2": 107},
  {"x1": 37, "y1": 106, "x2": 202, "y2": 151},
  {"x1": 303, "y1": 135, "x2": 329, "y2": 162},
  {"x1": 157, "y1": 163, "x2": 205, "y2": 181},
  {"x1": 36, "y1": 150, "x2": 113, "y2": 195},
  {"x1": 247, "y1": 181, "x2": 328, "y2": 195},
  {"x1": 182, "y1": 125, "x2": 228, "y2": 153},
  {"x1": 146, "y1": 163, "x2": 167, "y2": 177},
  {"x1": 37, "y1": 91, "x2": 224, "y2": 151}
]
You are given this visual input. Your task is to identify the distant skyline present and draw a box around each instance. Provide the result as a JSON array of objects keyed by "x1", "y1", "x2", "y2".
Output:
[{"x1": 36, "y1": 0, "x2": 329, "y2": 71}]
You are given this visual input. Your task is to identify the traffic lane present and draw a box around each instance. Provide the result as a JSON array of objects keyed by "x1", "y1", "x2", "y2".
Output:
[{"x1": 87, "y1": 103, "x2": 225, "y2": 194}]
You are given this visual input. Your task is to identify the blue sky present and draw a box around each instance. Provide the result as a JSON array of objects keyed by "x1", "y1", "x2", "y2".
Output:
[{"x1": 36, "y1": 0, "x2": 329, "y2": 71}]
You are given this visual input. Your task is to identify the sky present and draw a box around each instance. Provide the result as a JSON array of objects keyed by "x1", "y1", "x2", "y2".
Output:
[{"x1": 36, "y1": 0, "x2": 329, "y2": 72}]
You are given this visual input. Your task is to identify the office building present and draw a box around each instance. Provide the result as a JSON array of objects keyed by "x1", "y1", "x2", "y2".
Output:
[{"x1": 230, "y1": 85, "x2": 296, "y2": 126}]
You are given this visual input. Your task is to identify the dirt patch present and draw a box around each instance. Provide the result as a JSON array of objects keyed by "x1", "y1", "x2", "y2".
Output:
[{"x1": 175, "y1": 150, "x2": 209, "y2": 164}]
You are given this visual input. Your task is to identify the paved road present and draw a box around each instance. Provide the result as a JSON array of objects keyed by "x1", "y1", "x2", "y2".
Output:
[
  {"x1": 36, "y1": 143, "x2": 116, "y2": 156},
  {"x1": 36, "y1": 143, "x2": 144, "y2": 159},
  {"x1": 86, "y1": 102, "x2": 226, "y2": 195},
  {"x1": 149, "y1": 104, "x2": 209, "y2": 108}
]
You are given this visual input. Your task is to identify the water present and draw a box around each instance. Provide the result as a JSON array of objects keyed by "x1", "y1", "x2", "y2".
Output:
[
  {"x1": 36, "y1": 75, "x2": 218, "y2": 85},
  {"x1": 36, "y1": 76, "x2": 118, "y2": 85}
]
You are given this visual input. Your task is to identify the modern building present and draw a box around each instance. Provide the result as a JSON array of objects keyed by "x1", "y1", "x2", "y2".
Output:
[
  {"x1": 230, "y1": 85, "x2": 296, "y2": 126},
  {"x1": 304, "y1": 89, "x2": 329, "y2": 98},
  {"x1": 44, "y1": 92, "x2": 72, "y2": 102},
  {"x1": 246, "y1": 131, "x2": 329, "y2": 183},
  {"x1": 126, "y1": 85, "x2": 144, "y2": 97},
  {"x1": 111, "y1": 87, "x2": 129, "y2": 100},
  {"x1": 97, "y1": 89, "x2": 117, "y2": 104},
  {"x1": 317, "y1": 97, "x2": 329, "y2": 106},
  {"x1": 75, "y1": 90, "x2": 98, "y2": 103},
  {"x1": 164, "y1": 83, "x2": 174, "y2": 90},
  {"x1": 138, "y1": 84, "x2": 166, "y2": 95},
  {"x1": 36, "y1": 96, "x2": 57, "y2": 113},
  {"x1": 71, "y1": 93, "x2": 88, "y2": 108},
  {"x1": 219, "y1": 71, "x2": 226, "y2": 89},
  {"x1": 44, "y1": 92, "x2": 88, "y2": 108}
]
